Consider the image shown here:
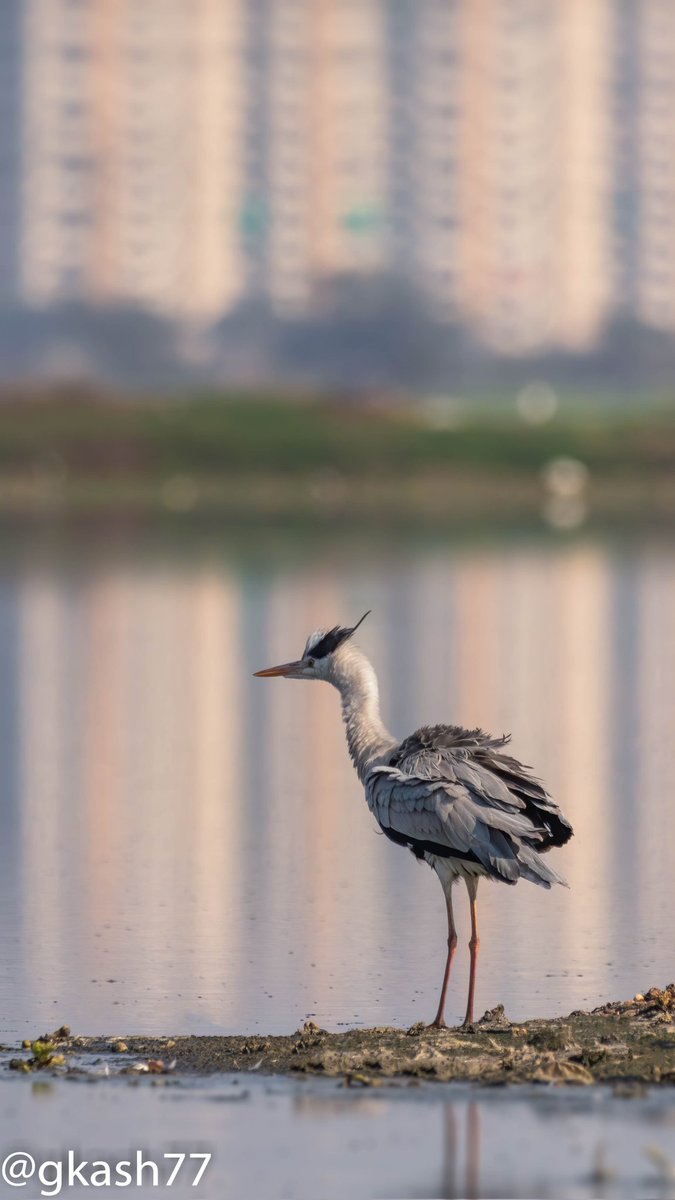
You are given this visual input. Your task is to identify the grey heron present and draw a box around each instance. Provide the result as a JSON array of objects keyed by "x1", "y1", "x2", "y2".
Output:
[{"x1": 254, "y1": 612, "x2": 573, "y2": 1028}]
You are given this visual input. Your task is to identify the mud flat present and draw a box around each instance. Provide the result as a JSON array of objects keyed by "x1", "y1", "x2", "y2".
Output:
[{"x1": 5, "y1": 985, "x2": 674, "y2": 1088}]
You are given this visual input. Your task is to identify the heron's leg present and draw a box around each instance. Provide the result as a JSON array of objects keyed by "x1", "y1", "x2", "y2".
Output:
[
  {"x1": 463, "y1": 877, "x2": 480, "y2": 1027},
  {"x1": 430, "y1": 887, "x2": 457, "y2": 1029}
]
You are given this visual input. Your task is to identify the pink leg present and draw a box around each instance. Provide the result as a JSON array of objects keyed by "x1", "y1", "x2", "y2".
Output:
[
  {"x1": 430, "y1": 889, "x2": 457, "y2": 1028},
  {"x1": 463, "y1": 878, "x2": 480, "y2": 1027}
]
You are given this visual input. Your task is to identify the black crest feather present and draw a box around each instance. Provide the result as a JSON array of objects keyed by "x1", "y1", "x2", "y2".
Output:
[{"x1": 305, "y1": 610, "x2": 371, "y2": 659}]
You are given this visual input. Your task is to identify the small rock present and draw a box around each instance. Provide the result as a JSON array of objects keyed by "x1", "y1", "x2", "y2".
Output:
[
  {"x1": 477, "y1": 1004, "x2": 510, "y2": 1027},
  {"x1": 406, "y1": 1022, "x2": 426, "y2": 1037}
]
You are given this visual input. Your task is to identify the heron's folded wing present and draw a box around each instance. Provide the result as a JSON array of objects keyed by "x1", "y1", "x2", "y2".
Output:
[
  {"x1": 394, "y1": 730, "x2": 573, "y2": 850},
  {"x1": 395, "y1": 745, "x2": 527, "y2": 811},
  {"x1": 366, "y1": 765, "x2": 546, "y2": 883}
]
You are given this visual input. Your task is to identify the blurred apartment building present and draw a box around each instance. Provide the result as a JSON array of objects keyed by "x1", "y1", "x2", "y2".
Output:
[{"x1": 1, "y1": 0, "x2": 673, "y2": 352}]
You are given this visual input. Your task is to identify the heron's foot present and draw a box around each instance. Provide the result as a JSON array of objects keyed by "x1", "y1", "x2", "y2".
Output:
[{"x1": 427, "y1": 1016, "x2": 447, "y2": 1030}]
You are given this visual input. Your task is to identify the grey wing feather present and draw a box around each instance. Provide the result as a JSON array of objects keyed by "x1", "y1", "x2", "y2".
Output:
[
  {"x1": 367, "y1": 724, "x2": 572, "y2": 888},
  {"x1": 392, "y1": 725, "x2": 573, "y2": 850}
]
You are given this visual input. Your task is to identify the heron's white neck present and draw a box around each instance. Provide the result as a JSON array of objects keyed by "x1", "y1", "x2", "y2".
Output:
[{"x1": 329, "y1": 645, "x2": 396, "y2": 782}]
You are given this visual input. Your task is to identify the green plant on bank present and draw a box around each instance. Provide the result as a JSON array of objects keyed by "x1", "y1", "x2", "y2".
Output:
[
  {"x1": 8, "y1": 1026, "x2": 71, "y2": 1073},
  {"x1": 0, "y1": 392, "x2": 675, "y2": 480}
]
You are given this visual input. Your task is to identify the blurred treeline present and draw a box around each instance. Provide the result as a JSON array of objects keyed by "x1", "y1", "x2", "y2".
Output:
[
  {"x1": 5, "y1": 275, "x2": 675, "y2": 393},
  {"x1": 1, "y1": 390, "x2": 675, "y2": 477}
]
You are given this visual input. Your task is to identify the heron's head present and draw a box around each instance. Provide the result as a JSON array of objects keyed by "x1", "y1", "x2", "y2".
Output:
[{"x1": 253, "y1": 611, "x2": 370, "y2": 682}]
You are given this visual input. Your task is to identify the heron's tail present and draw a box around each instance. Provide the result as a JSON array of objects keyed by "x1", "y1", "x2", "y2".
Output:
[{"x1": 516, "y1": 843, "x2": 569, "y2": 889}]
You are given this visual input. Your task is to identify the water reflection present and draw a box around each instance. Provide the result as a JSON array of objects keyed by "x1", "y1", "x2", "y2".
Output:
[
  {"x1": 440, "y1": 1103, "x2": 480, "y2": 1200},
  {"x1": 287, "y1": 1081, "x2": 675, "y2": 1200},
  {"x1": 1, "y1": 532, "x2": 674, "y2": 1039},
  {"x1": 1, "y1": 1073, "x2": 673, "y2": 1200}
]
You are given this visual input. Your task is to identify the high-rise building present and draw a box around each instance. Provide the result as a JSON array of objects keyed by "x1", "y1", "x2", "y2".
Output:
[
  {"x1": 0, "y1": 0, "x2": 23, "y2": 302},
  {"x1": 240, "y1": 0, "x2": 390, "y2": 312},
  {"x1": 20, "y1": 0, "x2": 247, "y2": 318},
  {"x1": 451, "y1": 0, "x2": 614, "y2": 352},
  {"x1": 6, "y1": 0, "x2": 673, "y2": 352},
  {"x1": 633, "y1": 0, "x2": 675, "y2": 331},
  {"x1": 386, "y1": 0, "x2": 463, "y2": 316}
]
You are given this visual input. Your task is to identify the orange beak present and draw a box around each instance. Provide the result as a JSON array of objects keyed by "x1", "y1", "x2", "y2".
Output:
[{"x1": 253, "y1": 660, "x2": 303, "y2": 678}]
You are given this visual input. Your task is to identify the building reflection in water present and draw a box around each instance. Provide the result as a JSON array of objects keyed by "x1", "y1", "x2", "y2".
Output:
[{"x1": 2, "y1": 534, "x2": 674, "y2": 1037}]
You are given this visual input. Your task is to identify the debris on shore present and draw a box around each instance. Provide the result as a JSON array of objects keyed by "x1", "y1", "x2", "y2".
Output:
[
  {"x1": 7, "y1": 1027, "x2": 71, "y2": 1074},
  {"x1": 5, "y1": 986, "x2": 675, "y2": 1087}
]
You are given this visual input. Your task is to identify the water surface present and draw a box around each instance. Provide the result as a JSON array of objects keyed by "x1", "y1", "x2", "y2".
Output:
[
  {"x1": 1, "y1": 524, "x2": 674, "y2": 1041},
  {"x1": 1, "y1": 1075, "x2": 674, "y2": 1200}
]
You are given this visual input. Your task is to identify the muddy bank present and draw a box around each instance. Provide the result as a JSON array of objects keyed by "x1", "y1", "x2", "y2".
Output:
[{"x1": 6, "y1": 986, "x2": 675, "y2": 1087}]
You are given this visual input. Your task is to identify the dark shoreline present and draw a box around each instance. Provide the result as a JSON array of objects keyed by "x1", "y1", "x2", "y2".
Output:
[{"x1": 6, "y1": 986, "x2": 674, "y2": 1087}]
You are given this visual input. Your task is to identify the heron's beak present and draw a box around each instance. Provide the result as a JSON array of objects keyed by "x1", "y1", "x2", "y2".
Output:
[{"x1": 253, "y1": 660, "x2": 303, "y2": 678}]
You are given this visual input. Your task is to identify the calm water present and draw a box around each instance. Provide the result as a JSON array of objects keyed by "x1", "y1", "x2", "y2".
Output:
[
  {"x1": 1, "y1": 525, "x2": 674, "y2": 1042},
  {"x1": 1, "y1": 1075, "x2": 674, "y2": 1200}
]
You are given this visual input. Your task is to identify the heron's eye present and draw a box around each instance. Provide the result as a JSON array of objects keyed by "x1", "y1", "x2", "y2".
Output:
[{"x1": 306, "y1": 657, "x2": 315, "y2": 668}]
